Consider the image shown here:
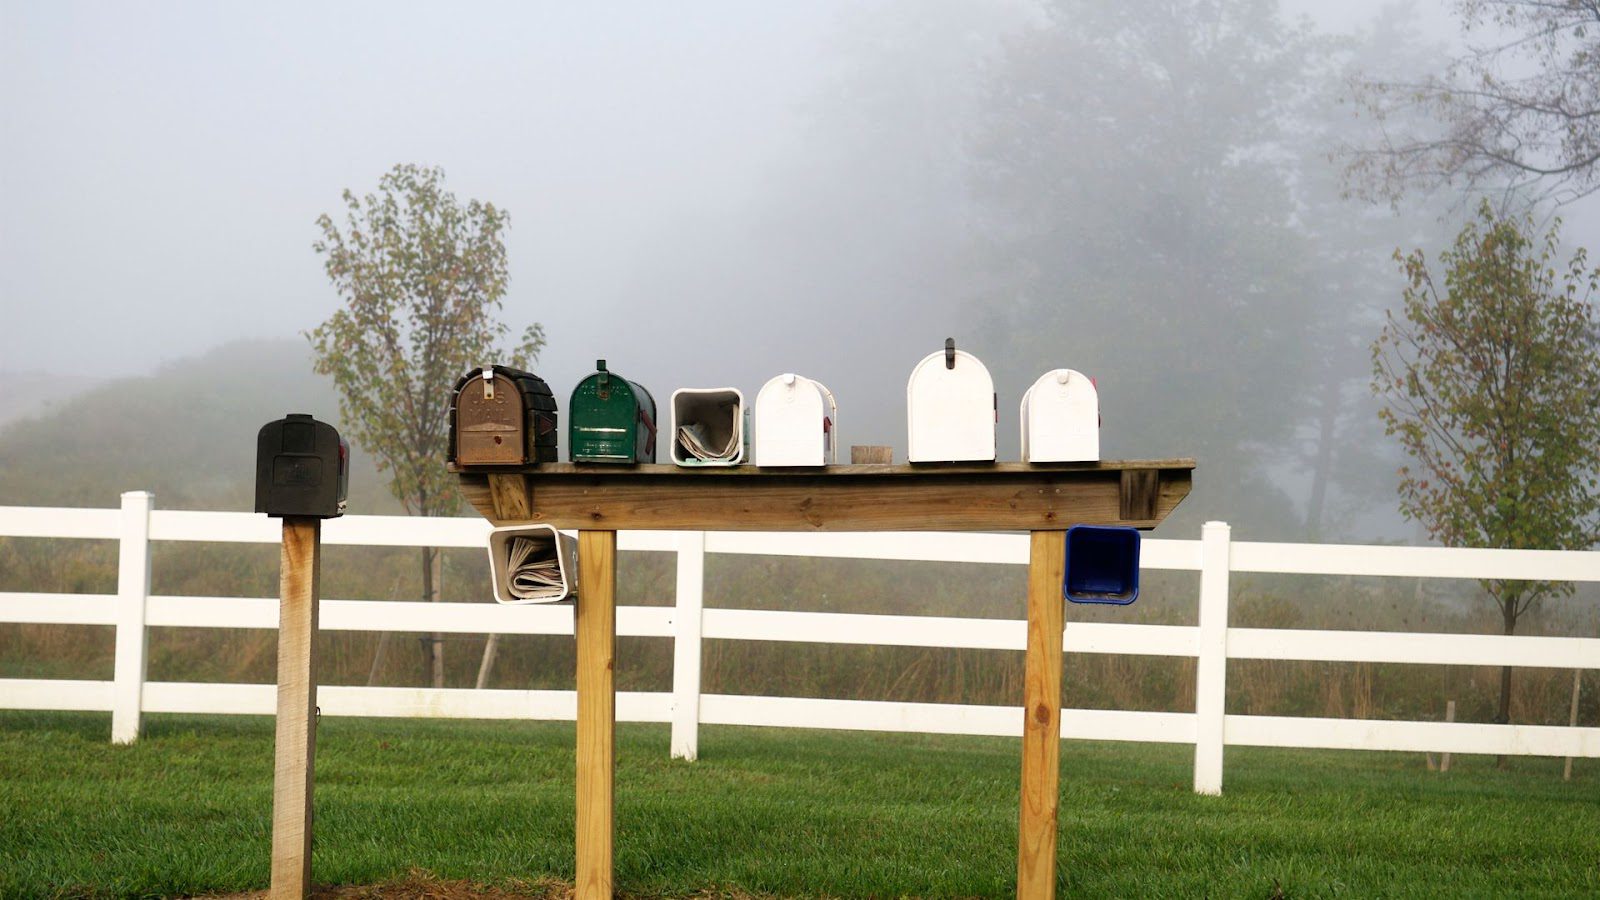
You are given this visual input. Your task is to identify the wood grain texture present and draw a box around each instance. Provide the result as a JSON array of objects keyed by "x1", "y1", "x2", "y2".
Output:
[
  {"x1": 1118, "y1": 469, "x2": 1160, "y2": 521},
  {"x1": 850, "y1": 445, "x2": 894, "y2": 464},
  {"x1": 456, "y1": 461, "x2": 1193, "y2": 532},
  {"x1": 575, "y1": 530, "x2": 617, "y2": 900},
  {"x1": 1018, "y1": 530, "x2": 1066, "y2": 900},
  {"x1": 271, "y1": 517, "x2": 321, "y2": 899},
  {"x1": 487, "y1": 473, "x2": 533, "y2": 521}
]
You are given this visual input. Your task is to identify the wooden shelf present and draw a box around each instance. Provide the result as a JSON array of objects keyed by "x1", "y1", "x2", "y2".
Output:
[{"x1": 454, "y1": 459, "x2": 1194, "y2": 531}]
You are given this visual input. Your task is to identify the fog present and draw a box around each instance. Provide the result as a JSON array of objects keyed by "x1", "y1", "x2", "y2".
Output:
[{"x1": 3, "y1": 0, "x2": 1596, "y2": 540}]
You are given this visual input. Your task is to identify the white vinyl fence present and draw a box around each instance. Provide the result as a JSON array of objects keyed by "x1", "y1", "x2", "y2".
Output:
[{"x1": 2, "y1": 491, "x2": 1598, "y2": 795}]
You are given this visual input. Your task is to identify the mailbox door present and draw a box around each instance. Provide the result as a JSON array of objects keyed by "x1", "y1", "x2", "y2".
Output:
[
  {"x1": 1022, "y1": 369, "x2": 1099, "y2": 463},
  {"x1": 754, "y1": 375, "x2": 827, "y2": 467},
  {"x1": 456, "y1": 372, "x2": 527, "y2": 465},
  {"x1": 906, "y1": 350, "x2": 996, "y2": 463},
  {"x1": 570, "y1": 376, "x2": 641, "y2": 462},
  {"x1": 256, "y1": 414, "x2": 345, "y2": 518}
]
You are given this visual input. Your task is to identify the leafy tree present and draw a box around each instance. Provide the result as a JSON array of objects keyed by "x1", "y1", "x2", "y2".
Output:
[
  {"x1": 1372, "y1": 200, "x2": 1600, "y2": 743},
  {"x1": 309, "y1": 163, "x2": 544, "y2": 688},
  {"x1": 1350, "y1": 1, "x2": 1600, "y2": 206}
]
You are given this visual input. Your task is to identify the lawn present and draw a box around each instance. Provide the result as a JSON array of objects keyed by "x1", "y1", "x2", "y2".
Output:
[{"x1": 1, "y1": 711, "x2": 1596, "y2": 898}]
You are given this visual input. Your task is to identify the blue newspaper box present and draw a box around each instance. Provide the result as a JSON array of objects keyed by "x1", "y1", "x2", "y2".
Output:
[{"x1": 1063, "y1": 525, "x2": 1140, "y2": 605}]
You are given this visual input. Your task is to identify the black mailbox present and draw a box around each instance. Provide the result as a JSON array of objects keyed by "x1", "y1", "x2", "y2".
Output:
[{"x1": 255, "y1": 414, "x2": 349, "y2": 519}]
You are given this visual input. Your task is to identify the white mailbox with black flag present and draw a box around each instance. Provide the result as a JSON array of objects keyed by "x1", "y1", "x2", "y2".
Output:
[{"x1": 906, "y1": 338, "x2": 996, "y2": 463}]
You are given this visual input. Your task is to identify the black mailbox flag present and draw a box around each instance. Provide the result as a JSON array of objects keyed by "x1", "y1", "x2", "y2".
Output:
[{"x1": 255, "y1": 414, "x2": 348, "y2": 519}]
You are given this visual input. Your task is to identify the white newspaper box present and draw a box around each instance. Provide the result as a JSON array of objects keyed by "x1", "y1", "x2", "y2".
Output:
[
  {"x1": 487, "y1": 524, "x2": 577, "y2": 604},
  {"x1": 906, "y1": 338, "x2": 996, "y2": 463},
  {"x1": 1021, "y1": 369, "x2": 1099, "y2": 463},
  {"x1": 670, "y1": 387, "x2": 748, "y2": 466},
  {"x1": 754, "y1": 374, "x2": 837, "y2": 467}
]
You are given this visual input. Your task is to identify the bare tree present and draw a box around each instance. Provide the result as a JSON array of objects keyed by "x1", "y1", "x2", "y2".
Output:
[{"x1": 1349, "y1": 1, "x2": 1600, "y2": 207}]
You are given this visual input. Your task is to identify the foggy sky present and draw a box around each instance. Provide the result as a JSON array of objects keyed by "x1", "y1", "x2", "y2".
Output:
[{"x1": 3, "y1": 0, "x2": 1596, "y2": 476}]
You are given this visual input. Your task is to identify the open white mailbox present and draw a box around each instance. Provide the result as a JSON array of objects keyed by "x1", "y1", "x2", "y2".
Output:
[
  {"x1": 753, "y1": 373, "x2": 837, "y2": 467},
  {"x1": 907, "y1": 338, "x2": 996, "y2": 463},
  {"x1": 487, "y1": 524, "x2": 578, "y2": 604},
  {"x1": 1021, "y1": 368, "x2": 1100, "y2": 462},
  {"x1": 670, "y1": 387, "x2": 748, "y2": 466}
]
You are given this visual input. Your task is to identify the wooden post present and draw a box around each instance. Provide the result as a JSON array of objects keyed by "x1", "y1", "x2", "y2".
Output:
[
  {"x1": 576, "y1": 530, "x2": 617, "y2": 900},
  {"x1": 850, "y1": 445, "x2": 893, "y2": 464},
  {"x1": 1565, "y1": 670, "x2": 1580, "y2": 782},
  {"x1": 1440, "y1": 700, "x2": 1455, "y2": 774},
  {"x1": 271, "y1": 517, "x2": 321, "y2": 899},
  {"x1": 1018, "y1": 529, "x2": 1066, "y2": 899}
]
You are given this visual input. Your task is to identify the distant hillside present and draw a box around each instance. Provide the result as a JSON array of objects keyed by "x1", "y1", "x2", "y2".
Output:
[
  {"x1": 0, "y1": 373, "x2": 106, "y2": 428},
  {"x1": 0, "y1": 338, "x2": 399, "y2": 512}
]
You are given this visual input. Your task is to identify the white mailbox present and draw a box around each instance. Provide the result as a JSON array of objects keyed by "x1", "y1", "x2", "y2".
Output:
[
  {"x1": 1021, "y1": 369, "x2": 1099, "y2": 463},
  {"x1": 754, "y1": 373, "x2": 837, "y2": 467},
  {"x1": 670, "y1": 387, "x2": 748, "y2": 466},
  {"x1": 906, "y1": 338, "x2": 996, "y2": 463},
  {"x1": 487, "y1": 524, "x2": 577, "y2": 604}
]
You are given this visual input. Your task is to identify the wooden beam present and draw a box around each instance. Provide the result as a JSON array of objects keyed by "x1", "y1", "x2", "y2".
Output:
[
  {"x1": 1017, "y1": 529, "x2": 1066, "y2": 899},
  {"x1": 575, "y1": 530, "x2": 617, "y2": 900},
  {"x1": 270, "y1": 517, "x2": 321, "y2": 899},
  {"x1": 1118, "y1": 469, "x2": 1160, "y2": 521},
  {"x1": 456, "y1": 461, "x2": 1193, "y2": 532}
]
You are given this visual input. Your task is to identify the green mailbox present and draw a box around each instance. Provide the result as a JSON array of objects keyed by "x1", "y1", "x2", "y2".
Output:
[{"x1": 569, "y1": 359, "x2": 658, "y2": 463}]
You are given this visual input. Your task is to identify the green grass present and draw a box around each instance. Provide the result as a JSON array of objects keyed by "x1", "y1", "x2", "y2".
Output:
[{"x1": 1, "y1": 711, "x2": 1597, "y2": 898}]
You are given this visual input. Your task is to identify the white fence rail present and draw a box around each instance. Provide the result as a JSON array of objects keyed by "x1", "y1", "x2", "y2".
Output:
[{"x1": 2, "y1": 492, "x2": 1598, "y2": 794}]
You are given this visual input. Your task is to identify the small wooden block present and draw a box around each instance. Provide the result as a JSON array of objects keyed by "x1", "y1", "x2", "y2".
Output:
[
  {"x1": 488, "y1": 473, "x2": 534, "y2": 520},
  {"x1": 850, "y1": 445, "x2": 893, "y2": 464},
  {"x1": 1119, "y1": 469, "x2": 1160, "y2": 521}
]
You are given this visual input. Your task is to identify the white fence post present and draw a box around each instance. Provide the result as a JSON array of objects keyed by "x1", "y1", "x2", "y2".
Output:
[
  {"x1": 670, "y1": 530, "x2": 707, "y2": 760},
  {"x1": 1193, "y1": 520, "x2": 1231, "y2": 795},
  {"x1": 111, "y1": 491, "x2": 153, "y2": 743}
]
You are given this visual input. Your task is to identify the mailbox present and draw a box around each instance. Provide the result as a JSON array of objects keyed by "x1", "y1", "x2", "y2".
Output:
[
  {"x1": 255, "y1": 414, "x2": 348, "y2": 519},
  {"x1": 487, "y1": 524, "x2": 577, "y2": 604},
  {"x1": 448, "y1": 365, "x2": 558, "y2": 467},
  {"x1": 671, "y1": 387, "x2": 748, "y2": 466},
  {"x1": 569, "y1": 359, "x2": 657, "y2": 463},
  {"x1": 753, "y1": 373, "x2": 836, "y2": 467},
  {"x1": 906, "y1": 338, "x2": 996, "y2": 463},
  {"x1": 1020, "y1": 369, "x2": 1099, "y2": 463},
  {"x1": 1063, "y1": 525, "x2": 1140, "y2": 605}
]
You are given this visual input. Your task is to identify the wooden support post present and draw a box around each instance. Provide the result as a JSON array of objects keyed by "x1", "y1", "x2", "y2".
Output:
[
  {"x1": 1440, "y1": 700, "x2": 1455, "y2": 774},
  {"x1": 1565, "y1": 670, "x2": 1580, "y2": 782},
  {"x1": 576, "y1": 530, "x2": 617, "y2": 900},
  {"x1": 271, "y1": 517, "x2": 321, "y2": 899},
  {"x1": 1018, "y1": 529, "x2": 1066, "y2": 899}
]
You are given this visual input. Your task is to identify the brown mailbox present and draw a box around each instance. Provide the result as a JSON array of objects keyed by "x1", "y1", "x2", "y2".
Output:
[{"x1": 449, "y1": 365, "x2": 559, "y2": 467}]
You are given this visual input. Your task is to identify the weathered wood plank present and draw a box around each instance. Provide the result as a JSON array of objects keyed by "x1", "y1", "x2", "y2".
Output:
[
  {"x1": 1017, "y1": 529, "x2": 1066, "y2": 899},
  {"x1": 1119, "y1": 468, "x2": 1160, "y2": 521},
  {"x1": 455, "y1": 462, "x2": 1193, "y2": 532},
  {"x1": 455, "y1": 460, "x2": 1194, "y2": 477},
  {"x1": 575, "y1": 530, "x2": 616, "y2": 900},
  {"x1": 270, "y1": 518, "x2": 320, "y2": 899},
  {"x1": 487, "y1": 473, "x2": 533, "y2": 521}
]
